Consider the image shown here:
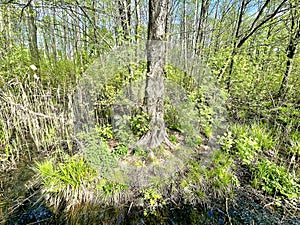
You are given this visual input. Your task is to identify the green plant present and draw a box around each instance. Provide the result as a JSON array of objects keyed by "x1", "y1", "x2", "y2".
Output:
[
  {"x1": 96, "y1": 124, "x2": 114, "y2": 139},
  {"x1": 185, "y1": 134, "x2": 202, "y2": 147},
  {"x1": 169, "y1": 134, "x2": 178, "y2": 145},
  {"x1": 142, "y1": 188, "x2": 163, "y2": 216},
  {"x1": 229, "y1": 123, "x2": 275, "y2": 165},
  {"x1": 164, "y1": 101, "x2": 181, "y2": 131},
  {"x1": 0, "y1": 77, "x2": 73, "y2": 163},
  {"x1": 290, "y1": 132, "x2": 300, "y2": 156},
  {"x1": 201, "y1": 150, "x2": 239, "y2": 196},
  {"x1": 249, "y1": 123, "x2": 275, "y2": 151},
  {"x1": 182, "y1": 150, "x2": 239, "y2": 202},
  {"x1": 78, "y1": 128, "x2": 117, "y2": 174},
  {"x1": 96, "y1": 178, "x2": 127, "y2": 197},
  {"x1": 133, "y1": 145, "x2": 148, "y2": 158},
  {"x1": 252, "y1": 159, "x2": 299, "y2": 200},
  {"x1": 35, "y1": 155, "x2": 97, "y2": 211},
  {"x1": 113, "y1": 144, "x2": 128, "y2": 158},
  {"x1": 235, "y1": 134, "x2": 260, "y2": 165},
  {"x1": 130, "y1": 111, "x2": 149, "y2": 137},
  {"x1": 219, "y1": 131, "x2": 234, "y2": 153}
]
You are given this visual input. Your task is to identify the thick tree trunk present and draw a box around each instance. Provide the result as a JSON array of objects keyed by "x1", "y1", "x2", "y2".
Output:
[{"x1": 136, "y1": 0, "x2": 170, "y2": 149}]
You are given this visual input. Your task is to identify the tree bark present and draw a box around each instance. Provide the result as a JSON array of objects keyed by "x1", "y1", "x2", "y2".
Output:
[
  {"x1": 195, "y1": 0, "x2": 209, "y2": 57},
  {"x1": 26, "y1": 4, "x2": 39, "y2": 67},
  {"x1": 51, "y1": 6, "x2": 57, "y2": 64},
  {"x1": 118, "y1": 0, "x2": 131, "y2": 42},
  {"x1": 278, "y1": 2, "x2": 300, "y2": 99},
  {"x1": 136, "y1": 0, "x2": 170, "y2": 149}
]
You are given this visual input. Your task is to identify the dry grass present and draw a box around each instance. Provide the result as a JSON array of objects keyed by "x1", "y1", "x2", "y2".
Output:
[{"x1": 0, "y1": 77, "x2": 73, "y2": 165}]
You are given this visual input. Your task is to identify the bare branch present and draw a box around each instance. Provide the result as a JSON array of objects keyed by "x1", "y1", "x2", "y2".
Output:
[{"x1": 237, "y1": 0, "x2": 288, "y2": 48}]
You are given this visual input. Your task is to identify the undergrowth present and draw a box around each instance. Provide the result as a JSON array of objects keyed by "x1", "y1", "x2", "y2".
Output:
[{"x1": 219, "y1": 122, "x2": 300, "y2": 206}]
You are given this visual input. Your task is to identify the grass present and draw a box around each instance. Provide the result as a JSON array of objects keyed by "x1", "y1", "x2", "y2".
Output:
[
  {"x1": 252, "y1": 159, "x2": 299, "y2": 200},
  {"x1": 220, "y1": 122, "x2": 300, "y2": 205},
  {"x1": 35, "y1": 154, "x2": 98, "y2": 212},
  {"x1": 0, "y1": 77, "x2": 73, "y2": 163},
  {"x1": 0, "y1": 64, "x2": 299, "y2": 223}
]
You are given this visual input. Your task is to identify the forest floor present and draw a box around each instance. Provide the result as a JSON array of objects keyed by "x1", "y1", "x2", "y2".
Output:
[{"x1": 1, "y1": 147, "x2": 299, "y2": 225}]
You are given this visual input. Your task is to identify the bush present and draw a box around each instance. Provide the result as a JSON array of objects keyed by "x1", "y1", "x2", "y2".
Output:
[
  {"x1": 77, "y1": 128, "x2": 117, "y2": 174},
  {"x1": 252, "y1": 159, "x2": 299, "y2": 200},
  {"x1": 130, "y1": 111, "x2": 149, "y2": 137}
]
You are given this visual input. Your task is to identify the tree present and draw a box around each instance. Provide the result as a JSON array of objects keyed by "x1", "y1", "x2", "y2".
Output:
[
  {"x1": 25, "y1": 2, "x2": 39, "y2": 67},
  {"x1": 277, "y1": 0, "x2": 300, "y2": 100},
  {"x1": 217, "y1": 0, "x2": 288, "y2": 91},
  {"x1": 136, "y1": 0, "x2": 171, "y2": 149}
]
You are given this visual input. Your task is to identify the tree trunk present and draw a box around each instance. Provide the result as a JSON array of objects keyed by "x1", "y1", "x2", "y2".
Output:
[
  {"x1": 136, "y1": 0, "x2": 170, "y2": 149},
  {"x1": 118, "y1": 0, "x2": 131, "y2": 42},
  {"x1": 134, "y1": 0, "x2": 140, "y2": 43},
  {"x1": 26, "y1": 4, "x2": 39, "y2": 67},
  {"x1": 225, "y1": 0, "x2": 247, "y2": 91},
  {"x1": 278, "y1": 2, "x2": 300, "y2": 99},
  {"x1": 51, "y1": 6, "x2": 57, "y2": 64},
  {"x1": 195, "y1": 0, "x2": 209, "y2": 57}
]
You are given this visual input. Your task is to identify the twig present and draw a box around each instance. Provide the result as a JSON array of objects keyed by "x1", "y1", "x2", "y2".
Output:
[
  {"x1": 226, "y1": 197, "x2": 232, "y2": 225},
  {"x1": 127, "y1": 201, "x2": 133, "y2": 214},
  {"x1": 20, "y1": 0, "x2": 33, "y2": 20}
]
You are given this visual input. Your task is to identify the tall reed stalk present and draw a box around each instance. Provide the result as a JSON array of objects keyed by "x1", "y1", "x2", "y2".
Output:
[{"x1": 0, "y1": 76, "x2": 73, "y2": 166}]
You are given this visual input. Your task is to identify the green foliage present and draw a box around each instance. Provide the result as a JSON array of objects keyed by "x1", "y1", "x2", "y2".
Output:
[
  {"x1": 181, "y1": 150, "x2": 239, "y2": 202},
  {"x1": 93, "y1": 62, "x2": 146, "y2": 108},
  {"x1": 221, "y1": 122, "x2": 299, "y2": 202},
  {"x1": 249, "y1": 123, "x2": 275, "y2": 151},
  {"x1": 164, "y1": 100, "x2": 181, "y2": 131},
  {"x1": 114, "y1": 114, "x2": 136, "y2": 144},
  {"x1": 96, "y1": 178, "x2": 127, "y2": 196},
  {"x1": 35, "y1": 154, "x2": 128, "y2": 212},
  {"x1": 0, "y1": 76, "x2": 73, "y2": 163},
  {"x1": 130, "y1": 111, "x2": 150, "y2": 137},
  {"x1": 133, "y1": 145, "x2": 148, "y2": 158},
  {"x1": 96, "y1": 124, "x2": 114, "y2": 139},
  {"x1": 222, "y1": 123, "x2": 275, "y2": 165},
  {"x1": 185, "y1": 135, "x2": 202, "y2": 147},
  {"x1": 77, "y1": 128, "x2": 117, "y2": 174},
  {"x1": 169, "y1": 134, "x2": 178, "y2": 145},
  {"x1": 142, "y1": 188, "x2": 164, "y2": 216},
  {"x1": 276, "y1": 104, "x2": 300, "y2": 130},
  {"x1": 39, "y1": 58, "x2": 78, "y2": 88},
  {"x1": 201, "y1": 150, "x2": 239, "y2": 195},
  {"x1": 35, "y1": 155, "x2": 97, "y2": 211},
  {"x1": 165, "y1": 64, "x2": 185, "y2": 85},
  {"x1": 252, "y1": 159, "x2": 299, "y2": 200},
  {"x1": 235, "y1": 134, "x2": 260, "y2": 165},
  {"x1": 178, "y1": 100, "x2": 203, "y2": 147},
  {"x1": 143, "y1": 188, "x2": 162, "y2": 206},
  {"x1": 218, "y1": 131, "x2": 234, "y2": 152},
  {"x1": 290, "y1": 136, "x2": 300, "y2": 156},
  {"x1": 113, "y1": 144, "x2": 128, "y2": 158},
  {"x1": 0, "y1": 47, "x2": 31, "y2": 82},
  {"x1": 189, "y1": 91, "x2": 213, "y2": 137}
]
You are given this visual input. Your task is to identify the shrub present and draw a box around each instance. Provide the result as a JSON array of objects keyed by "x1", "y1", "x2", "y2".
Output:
[
  {"x1": 77, "y1": 128, "x2": 117, "y2": 174},
  {"x1": 113, "y1": 144, "x2": 128, "y2": 158},
  {"x1": 252, "y1": 159, "x2": 299, "y2": 200},
  {"x1": 130, "y1": 111, "x2": 149, "y2": 137}
]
